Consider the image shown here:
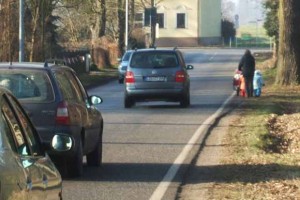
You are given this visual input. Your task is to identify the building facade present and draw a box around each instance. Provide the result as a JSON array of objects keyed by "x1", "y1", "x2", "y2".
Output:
[{"x1": 154, "y1": 0, "x2": 221, "y2": 47}]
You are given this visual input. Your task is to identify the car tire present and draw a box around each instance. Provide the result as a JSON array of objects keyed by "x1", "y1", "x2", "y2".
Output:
[
  {"x1": 180, "y1": 92, "x2": 190, "y2": 108},
  {"x1": 86, "y1": 130, "x2": 103, "y2": 167},
  {"x1": 68, "y1": 139, "x2": 83, "y2": 177},
  {"x1": 124, "y1": 96, "x2": 134, "y2": 108},
  {"x1": 118, "y1": 78, "x2": 124, "y2": 84}
]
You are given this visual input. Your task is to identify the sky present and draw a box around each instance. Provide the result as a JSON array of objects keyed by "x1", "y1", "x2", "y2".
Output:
[{"x1": 233, "y1": 0, "x2": 266, "y2": 25}]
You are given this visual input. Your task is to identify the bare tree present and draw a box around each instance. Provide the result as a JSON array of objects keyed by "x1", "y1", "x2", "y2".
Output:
[{"x1": 221, "y1": 0, "x2": 236, "y2": 21}]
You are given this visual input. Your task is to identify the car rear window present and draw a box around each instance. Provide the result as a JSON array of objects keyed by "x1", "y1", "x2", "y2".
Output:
[
  {"x1": 122, "y1": 51, "x2": 132, "y2": 61},
  {"x1": 0, "y1": 70, "x2": 54, "y2": 103},
  {"x1": 130, "y1": 51, "x2": 178, "y2": 68}
]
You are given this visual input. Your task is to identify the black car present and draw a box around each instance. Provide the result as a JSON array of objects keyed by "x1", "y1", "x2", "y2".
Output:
[
  {"x1": 0, "y1": 86, "x2": 73, "y2": 199},
  {"x1": 0, "y1": 62, "x2": 104, "y2": 177},
  {"x1": 124, "y1": 48, "x2": 193, "y2": 108}
]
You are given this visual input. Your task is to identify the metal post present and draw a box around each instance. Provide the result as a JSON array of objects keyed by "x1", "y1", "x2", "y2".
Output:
[
  {"x1": 125, "y1": 0, "x2": 128, "y2": 50},
  {"x1": 151, "y1": 0, "x2": 155, "y2": 47},
  {"x1": 19, "y1": 0, "x2": 24, "y2": 62}
]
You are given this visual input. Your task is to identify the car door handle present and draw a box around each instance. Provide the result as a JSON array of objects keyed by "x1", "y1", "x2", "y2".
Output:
[
  {"x1": 43, "y1": 174, "x2": 48, "y2": 187},
  {"x1": 26, "y1": 177, "x2": 32, "y2": 191}
]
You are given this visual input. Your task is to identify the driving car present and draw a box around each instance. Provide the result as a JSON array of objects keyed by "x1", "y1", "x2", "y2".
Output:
[
  {"x1": 124, "y1": 48, "x2": 193, "y2": 108},
  {"x1": 0, "y1": 86, "x2": 73, "y2": 200},
  {"x1": 118, "y1": 50, "x2": 133, "y2": 83},
  {"x1": 0, "y1": 62, "x2": 104, "y2": 177}
]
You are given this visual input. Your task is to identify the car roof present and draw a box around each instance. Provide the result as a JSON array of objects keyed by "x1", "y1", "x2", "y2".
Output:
[
  {"x1": 0, "y1": 86, "x2": 9, "y2": 96},
  {"x1": 131, "y1": 48, "x2": 179, "y2": 53},
  {"x1": 0, "y1": 62, "x2": 72, "y2": 71}
]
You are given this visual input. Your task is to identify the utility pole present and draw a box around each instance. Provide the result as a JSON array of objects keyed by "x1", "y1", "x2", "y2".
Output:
[
  {"x1": 125, "y1": 0, "x2": 128, "y2": 50},
  {"x1": 150, "y1": 0, "x2": 155, "y2": 47},
  {"x1": 19, "y1": 0, "x2": 24, "y2": 62}
]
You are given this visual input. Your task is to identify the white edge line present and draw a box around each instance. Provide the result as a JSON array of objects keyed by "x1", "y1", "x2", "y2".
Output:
[{"x1": 149, "y1": 92, "x2": 236, "y2": 200}]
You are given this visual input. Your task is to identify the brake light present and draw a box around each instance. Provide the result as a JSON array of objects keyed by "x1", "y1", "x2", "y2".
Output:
[
  {"x1": 125, "y1": 71, "x2": 135, "y2": 83},
  {"x1": 55, "y1": 101, "x2": 70, "y2": 125},
  {"x1": 175, "y1": 71, "x2": 186, "y2": 82}
]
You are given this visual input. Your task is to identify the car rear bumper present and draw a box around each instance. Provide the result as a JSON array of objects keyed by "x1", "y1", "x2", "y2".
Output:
[{"x1": 125, "y1": 88, "x2": 186, "y2": 101}]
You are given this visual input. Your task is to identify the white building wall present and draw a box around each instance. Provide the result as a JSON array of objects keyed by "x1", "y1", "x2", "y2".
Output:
[{"x1": 156, "y1": 0, "x2": 198, "y2": 38}]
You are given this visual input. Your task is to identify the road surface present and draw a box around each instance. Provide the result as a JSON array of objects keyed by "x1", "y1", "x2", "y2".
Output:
[{"x1": 62, "y1": 48, "x2": 244, "y2": 200}]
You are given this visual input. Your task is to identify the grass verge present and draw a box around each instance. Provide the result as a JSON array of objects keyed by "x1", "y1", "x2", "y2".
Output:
[{"x1": 208, "y1": 57, "x2": 300, "y2": 199}]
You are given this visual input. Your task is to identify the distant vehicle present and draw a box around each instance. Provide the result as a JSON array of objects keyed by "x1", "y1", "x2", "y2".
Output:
[
  {"x1": 0, "y1": 87, "x2": 72, "y2": 200},
  {"x1": 124, "y1": 48, "x2": 193, "y2": 108},
  {"x1": 118, "y1": 50, "x2": 134, "y2": 84},
  {"x1": 0, "y1": 62, "x2": 104, "y2": 177}
]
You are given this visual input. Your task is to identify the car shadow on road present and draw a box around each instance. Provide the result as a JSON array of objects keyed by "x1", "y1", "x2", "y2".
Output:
[
  {"x1": 181, "y1": 163, "x2": 300, "y2": 184},
  {"x1": 67, "y1": 162, "x2": 300, "y2": 185}
]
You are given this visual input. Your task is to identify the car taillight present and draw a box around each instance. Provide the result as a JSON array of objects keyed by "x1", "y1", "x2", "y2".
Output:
[
  {"x1": 175, "y1": 71, "x2": 186, "y2": 82},
  {"x1": 56, "y1": 101, "x2": 70, "y2": 125},
  {"x1": 125, "y1": 71, "x2": 135, "y2": 83}
]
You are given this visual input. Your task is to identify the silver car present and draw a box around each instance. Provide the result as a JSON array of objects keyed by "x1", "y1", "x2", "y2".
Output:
[
  {"x1": 124, "y1": 48, "x2": 193, "y2": 108},
  {"x1": 0, "y1": 87, "x2": 73, "y2": 200},
  {"x1": 118, "y1": 50, "x2": 133, "y2": 83}
]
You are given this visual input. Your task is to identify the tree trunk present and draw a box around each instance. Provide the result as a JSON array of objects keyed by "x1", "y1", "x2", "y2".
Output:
[
  {"x1": 100, "y1": 0, "x2": 106, "y2": 37},
  {"x1": 276, "y1": 0, "x2": 300, "y2": 85},
  {"x1": 29, "y1": 2, "x2": 40, "y2": 62},
  {"x1": 90, "y1": 6, "x2": 101, "y2": 46}
]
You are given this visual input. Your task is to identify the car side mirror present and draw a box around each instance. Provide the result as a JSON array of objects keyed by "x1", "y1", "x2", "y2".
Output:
[
  {"x1": 51, "y1": 134, "x2": 73, "y2": 152},
  {"x1": 186, "y1": 65, "x2": 194, "y2": 70},
  {"x1": 89, "y1": 95, "x2": 103, "y2": 105}
]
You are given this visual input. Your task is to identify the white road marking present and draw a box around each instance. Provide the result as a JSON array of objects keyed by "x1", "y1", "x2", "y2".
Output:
[
  {"x1": 149, "y1": 92, "x2": 236, "y2": 200},
  {"x1": 209, "y1": 52, "x2": 217, "y2": 61}
]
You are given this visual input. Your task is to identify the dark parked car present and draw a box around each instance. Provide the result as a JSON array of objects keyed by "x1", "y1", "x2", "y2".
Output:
[
  {"x1": 0, "y1": 87, "x2": 72, "y2": 199},
  {"x1": 0, "y1": 62, "x2": 104, "y2": 177},
  {"x1": 124, "y1": 48, "x2": 193, "y2": 108},
  {"x1": 118, "y1": 50, "x2": 133, "y2": 84}
]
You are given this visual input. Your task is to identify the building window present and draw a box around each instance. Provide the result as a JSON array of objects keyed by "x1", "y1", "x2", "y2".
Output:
[
  {"x1": 157, "y1": 13, "x2": 164, "y2": 28},
  {"x1": 177, "y1": 13, "x2": 186, "y2": 28}
]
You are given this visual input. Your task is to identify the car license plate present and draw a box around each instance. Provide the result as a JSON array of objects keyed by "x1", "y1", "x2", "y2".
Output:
[{"x1": 144, "y1": 76, "x2": 166, "y2": 82}]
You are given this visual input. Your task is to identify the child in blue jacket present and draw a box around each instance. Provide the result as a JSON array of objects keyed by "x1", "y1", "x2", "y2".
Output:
[{"x1": 253, "y1": 70, "x2": 264, "y2": 97}]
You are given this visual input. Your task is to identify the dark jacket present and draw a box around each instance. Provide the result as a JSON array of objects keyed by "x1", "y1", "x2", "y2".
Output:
[{"x1": 238, "y1": 51, "x2": 255, "y2": 77}]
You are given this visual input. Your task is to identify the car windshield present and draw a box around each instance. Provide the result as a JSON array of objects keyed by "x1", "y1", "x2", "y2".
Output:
[
  {"x1": 130, "y1": 52, "x2": 178, "y2": 68},
  {"x1": 0, "y1": 70, "x2": 54, "y2": 103}
]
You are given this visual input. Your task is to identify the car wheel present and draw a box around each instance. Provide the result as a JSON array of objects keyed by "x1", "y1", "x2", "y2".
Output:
[
  {"x1": 68, "y1": 139, "x2": 83, "y2": 177},
  {"x1": 118, "y1": 78, "x2": 123, "y2": 84},
  {"x1": 180, "y1": 92, "x2": 190, "y2": 108},
  {"x1": 124, "y1": 96, "x2": 134, "y2": 108},
  {"x1": 86, "y1": 130, "x2": 103, "y2": 167}
]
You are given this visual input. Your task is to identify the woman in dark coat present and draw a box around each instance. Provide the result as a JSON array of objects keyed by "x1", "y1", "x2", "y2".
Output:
[{"x1": 238, "y1": 49, "x2": 255, "y2": 97}]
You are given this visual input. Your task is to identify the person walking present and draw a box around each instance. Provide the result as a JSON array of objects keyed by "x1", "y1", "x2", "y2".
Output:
[
  {"x1": 238, "y1": 49, "x2": 255, "y2": 97},
  {"x1": 253, "y1": 70, "x2": 264, "y2": 97}
]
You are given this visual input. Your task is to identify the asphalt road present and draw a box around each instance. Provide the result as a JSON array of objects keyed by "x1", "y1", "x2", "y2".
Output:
[{"x1": 62, "y1": 48, "x2": 244, "y2": 200}]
